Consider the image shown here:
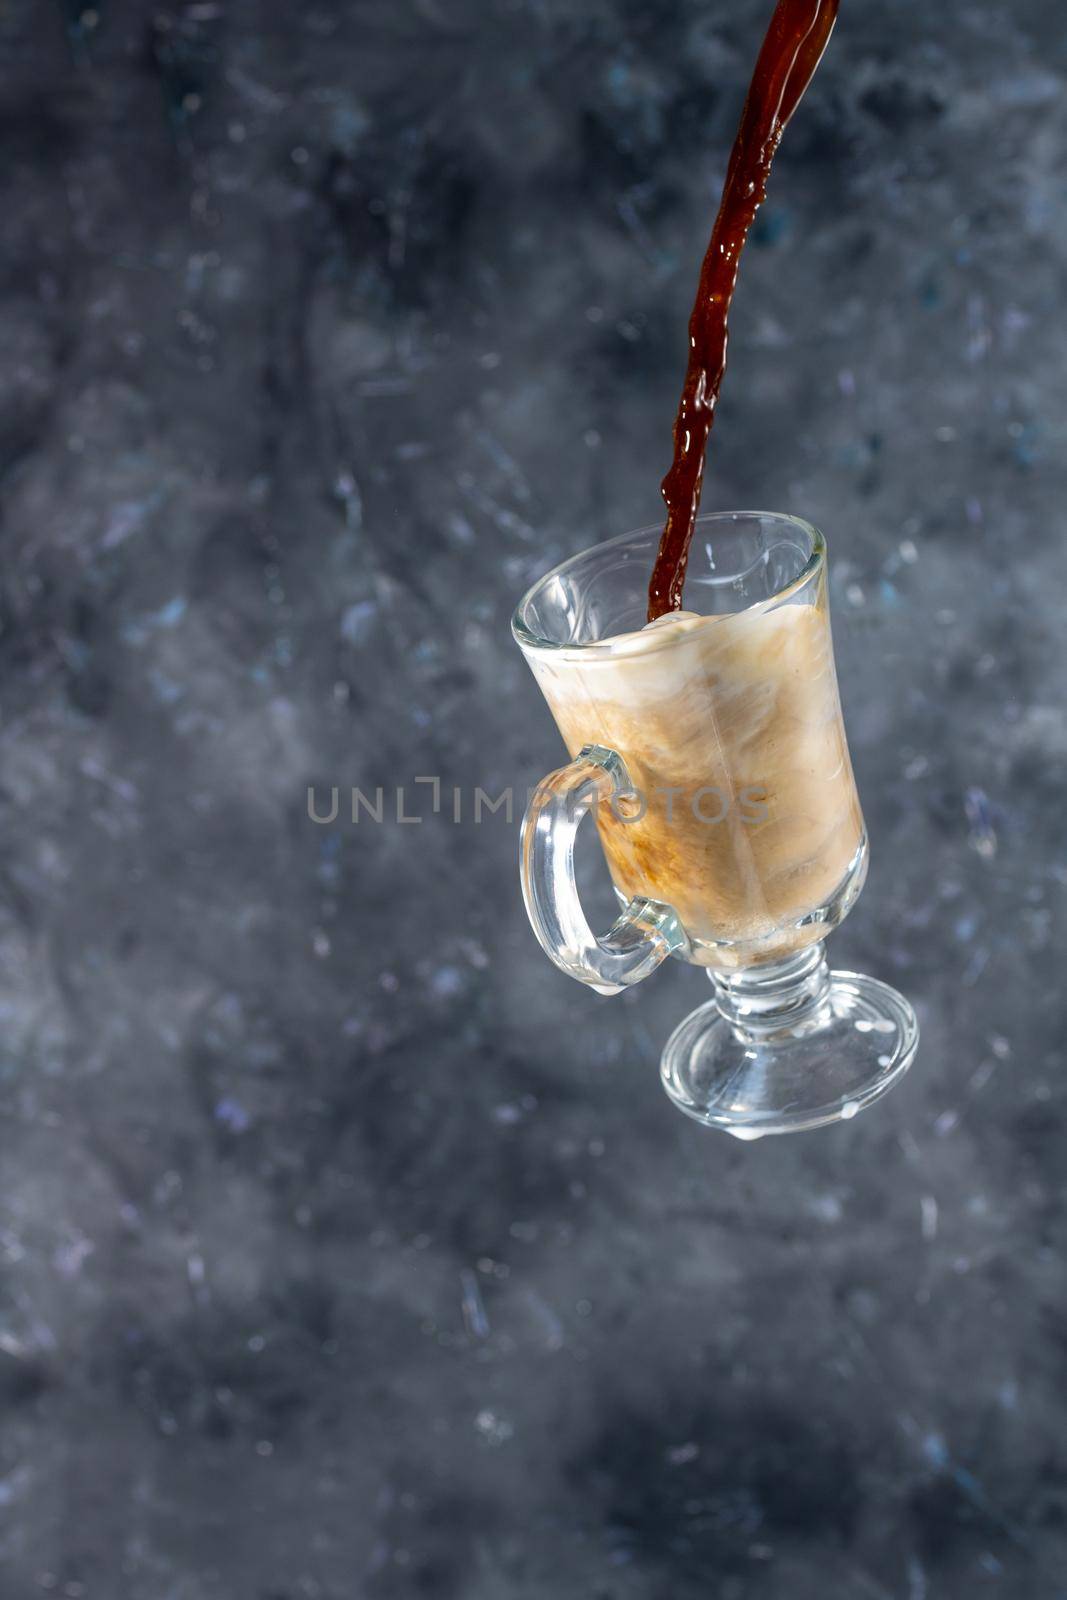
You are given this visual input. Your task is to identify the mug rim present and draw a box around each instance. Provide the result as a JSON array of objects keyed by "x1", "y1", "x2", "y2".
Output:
[{"x1": 511, "y1": 509, "x2": 826, "y2": 661}]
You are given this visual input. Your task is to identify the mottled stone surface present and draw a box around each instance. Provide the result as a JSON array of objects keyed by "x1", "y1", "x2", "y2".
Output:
[{"x1": 1, "y1": 1, "x2": 1065, "y2": 1595}]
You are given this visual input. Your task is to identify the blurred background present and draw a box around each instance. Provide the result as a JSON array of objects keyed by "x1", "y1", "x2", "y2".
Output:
[{"x1": 2, "y1": 1, "x2": 1065, "y2": 1595}]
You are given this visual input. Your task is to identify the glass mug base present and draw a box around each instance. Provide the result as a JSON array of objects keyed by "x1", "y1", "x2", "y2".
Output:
[{"x1": 659, "y1": 946, "x2": 919, "y2": 1139}]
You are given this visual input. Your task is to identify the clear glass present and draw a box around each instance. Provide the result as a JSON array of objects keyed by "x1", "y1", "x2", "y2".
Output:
[{"x1": 514, "y1": 512, "x2": 918, "y2": 1138}]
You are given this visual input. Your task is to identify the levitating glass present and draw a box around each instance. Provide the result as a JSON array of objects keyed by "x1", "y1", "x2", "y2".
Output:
[{"x1": 513, "y1": 512, "x2": 918, "y2": 1138}]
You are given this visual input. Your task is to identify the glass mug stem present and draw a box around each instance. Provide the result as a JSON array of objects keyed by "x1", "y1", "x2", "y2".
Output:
[
  {"x1": 710, "y1": 945, "x2": 832, "y2": 1044},
  {"x1": 519, "y1": 743, "x2": 688, "y2": 995}
]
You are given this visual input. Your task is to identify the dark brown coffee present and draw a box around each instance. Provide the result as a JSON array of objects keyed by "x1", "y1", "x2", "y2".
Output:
[{"x1": 648, "y1": 0, "x2": 840, "y2": 620}]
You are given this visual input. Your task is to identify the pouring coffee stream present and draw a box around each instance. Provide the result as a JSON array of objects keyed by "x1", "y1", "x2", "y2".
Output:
[{"x1": 648, "y1": 0, "x2": 841, "y2": 621}]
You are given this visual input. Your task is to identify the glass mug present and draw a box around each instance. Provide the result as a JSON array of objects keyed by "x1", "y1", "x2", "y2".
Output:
[{"x1": 513, "y1": 512, "x2": 918, "y2": 1138}]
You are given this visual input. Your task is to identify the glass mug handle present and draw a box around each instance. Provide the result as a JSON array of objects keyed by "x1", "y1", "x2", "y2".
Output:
[{"x1": 519, "y1": 743, "x2": 688, "y2": 995}]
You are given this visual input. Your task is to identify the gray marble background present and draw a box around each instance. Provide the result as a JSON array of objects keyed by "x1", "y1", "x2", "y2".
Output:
[{"x1": 1, "y1": 1, "x2": 1065, "y2": 1595}]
